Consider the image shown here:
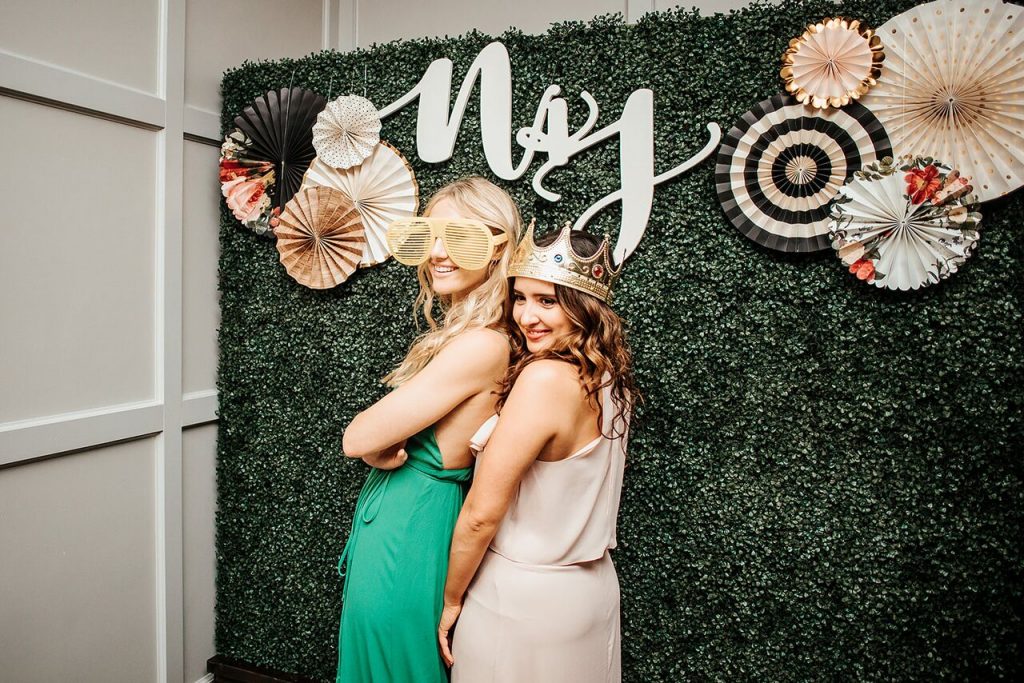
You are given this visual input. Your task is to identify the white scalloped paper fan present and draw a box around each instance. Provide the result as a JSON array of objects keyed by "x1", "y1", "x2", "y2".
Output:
[{"x1": 829, "y1": 157, "x2": 982, "y2": 290}]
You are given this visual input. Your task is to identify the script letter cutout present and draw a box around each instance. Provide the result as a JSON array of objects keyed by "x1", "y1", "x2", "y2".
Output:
[
  {"x1": 378, "y1": 42, "x2": 532, "y2": 180},
  {"x1": 380, "y1": 41, "x2": 722, "y2": 264}
]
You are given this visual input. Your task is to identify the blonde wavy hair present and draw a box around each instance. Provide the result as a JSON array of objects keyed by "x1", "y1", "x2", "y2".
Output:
[{"x1": 384, "y1": 177, "x2": 522, "y2": 387}]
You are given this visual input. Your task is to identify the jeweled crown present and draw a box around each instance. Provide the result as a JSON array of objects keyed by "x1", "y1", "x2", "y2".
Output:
[{"x1": 508, "y1": 221, "x2": 622, "y2": 303}]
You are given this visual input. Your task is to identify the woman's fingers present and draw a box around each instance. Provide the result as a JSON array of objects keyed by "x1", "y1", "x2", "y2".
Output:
[
  {"x1": 438, "y1": 626, "x2": 454, "y2": 666},
  {"x1": 438, "y1": 602, "x2": 462, "y2": 667},
  {"x1": 383, "y1": 449, "x2": 408, "y2": 470}
]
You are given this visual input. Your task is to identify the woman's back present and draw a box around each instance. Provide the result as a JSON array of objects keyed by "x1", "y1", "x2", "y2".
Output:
[
  {"x1": 432, "y1": 328, "x2": 509, "y2": 469},
  {"x1": 452, "y1": 379, "x2": 628, "y2": 683}
]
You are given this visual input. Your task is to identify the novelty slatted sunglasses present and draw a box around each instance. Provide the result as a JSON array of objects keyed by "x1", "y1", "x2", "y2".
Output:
[{"x1": 386, "y1": 217, "x2": 508, "y2": 271}]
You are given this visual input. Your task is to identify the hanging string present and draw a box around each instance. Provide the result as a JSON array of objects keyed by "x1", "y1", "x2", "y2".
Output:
[
  {"x1": 327, "y1": 75, "x2": 335, "y2": 102},
  {"x1": 363, "y1": 64, "x2": 368, "y2": 98}
]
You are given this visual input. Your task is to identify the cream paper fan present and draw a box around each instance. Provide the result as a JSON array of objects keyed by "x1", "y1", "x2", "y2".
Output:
[
  {"x1": 312, "y1": 95, "x2": 382, "y2": 169},
  {"x1": 275, "y1": 186, "x2": 366, "y2": 289},
  {"x1": 858, "y1": 0, "x2": 1024, "y2": 202},
  {"x1": 302, "y1": 141, "x2": 419, "y2": 267},
  {"x1": 829, "y1": 156, "x2": 982, "y2": 291}
]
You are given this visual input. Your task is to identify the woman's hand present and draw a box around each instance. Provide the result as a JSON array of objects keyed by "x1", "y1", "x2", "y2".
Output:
[
  {"x1": 438, "y1": 601, "x2": 463, "y2": 667},
  {"x1": 361, "y1": 441, "x2": 408, "y2": 470}
]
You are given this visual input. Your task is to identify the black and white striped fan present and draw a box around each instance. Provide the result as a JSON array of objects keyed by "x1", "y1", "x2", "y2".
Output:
[{"x1": 715, "y1": 94, "x2": 892, "y2": 252}]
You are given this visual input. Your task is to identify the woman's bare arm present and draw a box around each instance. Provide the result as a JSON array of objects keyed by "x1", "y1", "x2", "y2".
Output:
[
  {"x1": 341, "y1": 329, "x2": 508, "y2": 459},
  {"x1": 442, "y1": 360, "x2": 580, "y2": 603}
]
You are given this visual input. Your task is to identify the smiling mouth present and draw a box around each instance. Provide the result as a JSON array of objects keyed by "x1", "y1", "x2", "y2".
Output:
[
  {"x1": 523, "y1": 329, "x2": 550, "y2": 341},
  {"x1": 432, "y1": 264, "x2": 457, "y2": 275}
]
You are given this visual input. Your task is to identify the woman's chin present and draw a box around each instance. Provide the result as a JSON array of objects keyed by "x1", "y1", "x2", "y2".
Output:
[
  {"x1": 524, "y1": 338, "x2": 551, "y2": 353},
  {"x1": 429, "y1": 270, "x2": 488, "y2": 298},
  {"x1": 430, "y1": 278, "x2": 466, "y2": 297}
]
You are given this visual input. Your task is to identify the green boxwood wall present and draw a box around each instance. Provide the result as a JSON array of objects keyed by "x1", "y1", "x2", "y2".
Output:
[{"x1": 216, "y1": 1, "x2": 1023, "y2": 679}]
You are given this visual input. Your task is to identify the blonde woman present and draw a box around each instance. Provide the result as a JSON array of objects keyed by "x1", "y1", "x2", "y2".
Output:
[{"x1": 336, "y1": 177, "x2": 521, "y2": 683}]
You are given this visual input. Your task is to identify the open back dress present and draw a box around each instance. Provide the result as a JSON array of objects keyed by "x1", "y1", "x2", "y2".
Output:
[{"x1": 337, "y1": 424, "x2": 472, "y2": 683}]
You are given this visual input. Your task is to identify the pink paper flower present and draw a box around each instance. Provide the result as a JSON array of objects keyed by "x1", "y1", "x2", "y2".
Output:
[
  {"x1": 931, "y1": 172, "x2": 971, "y2": 205},
  {"x1": 225, "y1": 179, "x2": 268, "y2": 223},
  {"x1": 220, "y1": 176, "x2": 246, "y2": 198}
]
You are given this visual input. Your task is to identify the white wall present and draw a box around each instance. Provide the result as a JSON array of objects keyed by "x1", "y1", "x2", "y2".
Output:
[
  {"x1": 0, "y1": 439, "x2": 159, "y2": 682},
  {"x1": 0, "y1": 1, "x2": 325, "y2": 682}
]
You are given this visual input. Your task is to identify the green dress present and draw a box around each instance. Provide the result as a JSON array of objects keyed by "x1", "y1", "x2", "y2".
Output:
[{"x1": 337, "y1": 425, "x2": 472, "y2": 683}]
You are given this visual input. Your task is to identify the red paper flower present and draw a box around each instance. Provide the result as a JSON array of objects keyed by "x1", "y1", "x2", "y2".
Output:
[
  {"x1": 219, "y1": 159, "x2": 273, "y2": 184},
  {"x1": 849, "y1": 258, "x2": 875, "y2": 281},
  {"x1": 219, "y1": 159, "x2": 248, "y2": 183},
  {"x1": 906, "y1": 165, "x2": 941, "y2": 204}
]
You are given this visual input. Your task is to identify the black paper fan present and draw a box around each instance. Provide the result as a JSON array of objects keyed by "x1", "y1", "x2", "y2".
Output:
[
  {"x1": 233, "y1": 87, "x2": 327, "y2": 211},
  {"x1": 715, "y1": 94, "x2": 892, "y2": 252}
]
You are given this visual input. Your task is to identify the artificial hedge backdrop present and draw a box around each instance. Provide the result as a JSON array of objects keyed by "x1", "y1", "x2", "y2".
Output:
[{"x1": 216, "y1": 1, "x2": 1024, "y2": 679}]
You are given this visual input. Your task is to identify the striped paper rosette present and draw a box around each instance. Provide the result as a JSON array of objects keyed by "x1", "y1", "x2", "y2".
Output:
[{"x1": 715, "y1": 94, "x2": 892, "y2": 252}]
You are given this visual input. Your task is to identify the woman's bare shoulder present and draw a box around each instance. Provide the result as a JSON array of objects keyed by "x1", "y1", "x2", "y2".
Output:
[
  {"x1": 437, "y1": 328, "x2": 510, "y2": 366},
  {"x1": 513, "y1": 359, "x2": 581, "y2": 397}
]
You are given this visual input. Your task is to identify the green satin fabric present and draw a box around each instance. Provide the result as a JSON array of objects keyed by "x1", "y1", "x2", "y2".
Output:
[{"x1": 336, "y1": 426, "x2": 472, "y2": 683}]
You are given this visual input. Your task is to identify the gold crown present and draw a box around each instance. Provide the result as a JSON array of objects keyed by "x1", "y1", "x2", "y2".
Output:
[{"x1": 508, "y1": 221, "x2": 622, "y2": 303}]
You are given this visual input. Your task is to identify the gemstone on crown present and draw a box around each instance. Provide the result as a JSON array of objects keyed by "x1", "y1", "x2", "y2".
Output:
[{"x1": 508, "y1": 220, "x2": 622, "y2": 303}]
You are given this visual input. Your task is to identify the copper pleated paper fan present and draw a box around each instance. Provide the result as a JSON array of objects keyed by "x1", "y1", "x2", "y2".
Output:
[
  {"x1": 275, "y1": 186, "x2": 366, "y2": 289},
  {"x1": 781, "y1": 17, "x2": 884, "y2": 109}
]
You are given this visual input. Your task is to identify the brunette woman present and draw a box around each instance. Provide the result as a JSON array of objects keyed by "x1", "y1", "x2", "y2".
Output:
[{"x1": 439, "y1": 223, "x2": 638, "y2": 683}]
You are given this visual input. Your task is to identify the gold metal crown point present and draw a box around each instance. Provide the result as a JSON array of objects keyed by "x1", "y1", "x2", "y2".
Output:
[{"x1": 508, "y1": 221, "x2": 621, "y2": 303}]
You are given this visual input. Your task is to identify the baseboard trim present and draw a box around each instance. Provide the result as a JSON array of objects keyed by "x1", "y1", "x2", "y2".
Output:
[{"x1": 207, "y1": 655, "x2": 321, "y2": 683}]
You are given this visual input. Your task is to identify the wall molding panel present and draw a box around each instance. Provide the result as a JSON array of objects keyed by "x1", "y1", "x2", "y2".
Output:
[
  {"x1": 184, "y1": 105, "x2": 221, "y2": 145},
  {"x1": 0, "y1": 49, "x2": 166, "y2": 130},
  {"x1": 0, "y1": 401, "x2": 164, "y2": 469},
  {"x1": 157, "y1": 0, "x2": 188, "y2": 680},
  {"x1": 1, "y1": 0, "x2": 331, "y2": 679},
  {"x1": 183, "y1": 390, "x2": 219, "y2": 428}
]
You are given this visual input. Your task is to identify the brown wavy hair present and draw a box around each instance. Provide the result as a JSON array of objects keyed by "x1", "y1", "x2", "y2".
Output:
[{"x1": 497, "y1": 231, "x2": 640, "y2": 438}]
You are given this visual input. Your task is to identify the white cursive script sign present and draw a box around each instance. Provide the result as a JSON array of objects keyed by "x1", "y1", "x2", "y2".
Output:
[{"x1": 379, "y1": 41, "x2": 721, "y2": 264}]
